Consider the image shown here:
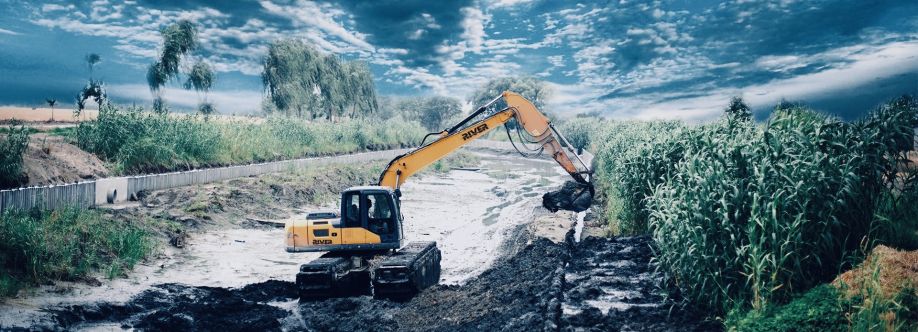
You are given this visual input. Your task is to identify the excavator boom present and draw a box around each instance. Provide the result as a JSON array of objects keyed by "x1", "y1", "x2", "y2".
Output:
[{"x1": 378, "y1": 91, "x2": 592, "y2": 204}]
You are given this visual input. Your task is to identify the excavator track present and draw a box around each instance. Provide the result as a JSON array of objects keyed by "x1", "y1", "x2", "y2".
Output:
[
  {"x1": 372, "y1": 241, "x2": 441, "y2": 300},
  {"x1": 296, "y1": 242, "x2": 441, "y2": 301},
  {"x1": 296, "y1": 255, "x2": 371, "y2": 300}
]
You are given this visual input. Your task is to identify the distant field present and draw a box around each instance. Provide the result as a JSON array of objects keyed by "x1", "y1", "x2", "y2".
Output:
[
  {"x1": 0, "y1": 106, "x2": 98, "y2": 122},
  {"x1": 0, "y1": 106, "x2": 263, "y2": 124}
]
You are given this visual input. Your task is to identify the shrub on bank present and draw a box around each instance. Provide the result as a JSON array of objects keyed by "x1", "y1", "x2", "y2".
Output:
[
  {"x1": 580, "y1": 96, "x2": 917, "y2": 317},
  {"x1": 649, "y1": 98, "x2": 917, "y2": 313},
  {"x1": 75, "y1": 105, "x2": 427, "y2": 174},
  {"x1": 0, "y1": 208, "x2": 153, "y2": 297},
  {"x1": 0, "y1": 126, "x2": 30, "y2": 188}
]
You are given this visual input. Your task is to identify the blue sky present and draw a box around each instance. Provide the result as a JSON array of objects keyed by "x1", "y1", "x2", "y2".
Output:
[{"x1": 0, "y1": 0, "x2": 916, "y2": 121}]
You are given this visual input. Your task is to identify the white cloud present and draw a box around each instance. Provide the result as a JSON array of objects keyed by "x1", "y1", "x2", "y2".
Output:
[
  {"x1": 41, "y1": 4, "x2": 75, "y2": 12},
  {"x1": 489, "y1": 0, "x2": 537, "y2": 8},
  {"x1": 259, "y1": 0, "x2": 374, "y2": 52},
  {"x1": 0, "y1": 28, "x2": 20, "y2": 35},
  {"x1": 547, "y1": 40, "x2": 918, "y2": 122},
  {"x1": 459, "y1": 7, "x2": 488, "y2": 54}
]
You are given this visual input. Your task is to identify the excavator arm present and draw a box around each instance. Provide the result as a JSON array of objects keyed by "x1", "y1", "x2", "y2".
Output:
[{"x1": 377, "y1": 91, "x2": 593, "y2": 212}]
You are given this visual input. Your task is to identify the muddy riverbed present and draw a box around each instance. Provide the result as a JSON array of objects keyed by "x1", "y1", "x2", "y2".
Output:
[{"x1": 0, "y1": 149, "x2": 715, "y2": 331}]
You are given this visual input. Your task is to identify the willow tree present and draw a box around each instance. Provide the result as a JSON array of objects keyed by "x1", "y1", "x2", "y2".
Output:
[
  {"x1": 262, "y1": 39, "x2": 378, "y2": 119},
  {"x1": 147, "y1": 20, "x2": 214, "y2": 114},
  {"x1": 344, "y1": 61, "x2": 378, "y2": 117},
  {"x1": 185, "y1": 61, "x2": 215, "y2": 117}
]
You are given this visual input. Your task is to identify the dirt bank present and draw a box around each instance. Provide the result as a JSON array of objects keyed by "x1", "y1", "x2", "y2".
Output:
[{"x1": 20, "y1": 134, "x2": 109, "y2": 187}]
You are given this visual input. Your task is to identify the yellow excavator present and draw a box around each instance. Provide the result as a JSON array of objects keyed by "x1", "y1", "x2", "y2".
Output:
[{"x1": 285, "y1": 91, "x2": 593, "y2": 300}]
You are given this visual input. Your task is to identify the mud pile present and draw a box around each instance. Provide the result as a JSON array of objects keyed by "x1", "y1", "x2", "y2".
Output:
[
  {"x1": 542, "y1": 180, "x2": 593, "y2": 213},
  {"x1": 51, "y1": 280, "x2": 296, "y2": 331}
]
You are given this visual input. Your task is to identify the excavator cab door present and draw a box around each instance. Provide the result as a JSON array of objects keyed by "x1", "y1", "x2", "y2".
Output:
[
  {"x1": 364, "y1": 192, "x2": 399, "y2": 244},
  {"x1": 340, "y1": 192, "x2": 367, "y2": 244}
]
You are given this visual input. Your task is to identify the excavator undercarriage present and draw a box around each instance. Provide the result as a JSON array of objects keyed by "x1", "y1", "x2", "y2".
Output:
[{"x1": 296, "y1": 242, "x2": 441, "y2": 301}]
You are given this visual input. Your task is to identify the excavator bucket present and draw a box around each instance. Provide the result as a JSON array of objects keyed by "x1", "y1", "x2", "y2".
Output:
[{"x1": 542, "y1": 181, "x2": 594, "y2": 213}]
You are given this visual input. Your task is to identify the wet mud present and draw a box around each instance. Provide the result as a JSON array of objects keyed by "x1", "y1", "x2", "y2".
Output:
[
  {"x1": 39, "y1": 234, "x2": 717, "y2": 331},
  {"x1": 562, "y1": 236, "x2": 718, "y2": 331}
]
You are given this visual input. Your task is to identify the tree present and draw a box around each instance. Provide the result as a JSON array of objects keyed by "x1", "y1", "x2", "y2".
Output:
[
  {"x1": 76, "y1": 54, "x2": 106, "y2": 114},
  {"x1": 418, "y1": 96, "x2": 462, "y2": 131},
  {"x1": 377, "y1": 95, "x2": 461, "y2": 131},
  {"x1": 185, "y1": 61, "x2": 215, "y2": 117},
  {"x1": 85, "y1": 53, "x2": 101, "y2": 80},
  {"x1": 46, "y1": 98, "x2": 57, "y2": 122},
  {"x1": 262, "y1": 40, "x2": 321, "y2": 118},
  {"x1": 469, "y1": 77, "x2": 551, "y2": 113},
  {"x1": 262, "y1": 39, "x2": 379, "y2": 119},
  {"x1": 147, "y1": 20, "x2": 203, "y2": 114},
  {"x1": 725, "y1": 96, "x2": 752, "y2": 122}
]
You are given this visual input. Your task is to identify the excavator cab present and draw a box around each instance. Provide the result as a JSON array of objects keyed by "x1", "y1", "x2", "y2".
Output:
[
  {"x1": 286, "y1": 186, "x2": 403, "y2": 252},
  {"x1": 339, "y1": 186, "x2": 403, "y2": 245}
]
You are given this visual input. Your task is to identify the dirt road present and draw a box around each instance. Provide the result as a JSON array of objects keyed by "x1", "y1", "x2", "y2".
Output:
[{"x1": 0, "y1": 149, "x2": 714, "y2": 331}]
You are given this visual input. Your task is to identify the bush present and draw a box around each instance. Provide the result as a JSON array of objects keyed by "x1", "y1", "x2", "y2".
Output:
[
  {"x1": 580, "y1": 96, "x2": 917, "y2": 317},
  {"x1": 726, "y1": 285, "x2": 848, "y2": 332},
  {"x1": 75, "y1": 104, "x2": 427, "y2": 174},
  {"x1": 646, "y1": 97, "x2": 917, "y2": 314},
  {"x1": 583, "y1": 120, "x2": 686, "y2": 234},
  {"x1": 0, "y1": 126, "x2": 30, "y2": 188},
  {"x1": 0, "y1": 208, "x2": 153, "y2": 297}
]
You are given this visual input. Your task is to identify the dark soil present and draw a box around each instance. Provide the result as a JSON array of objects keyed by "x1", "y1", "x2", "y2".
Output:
[
  {"x1": 44, "y1": 234, "x2": 716, "y2": 331},
  {"x1": 562, "y1": 236, "x2": 720, "y2": 331}
]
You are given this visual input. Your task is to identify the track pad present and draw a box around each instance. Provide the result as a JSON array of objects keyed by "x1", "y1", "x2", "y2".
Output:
[{"x1": 542, "y1": 181, "x2": 594, "y2": 213}]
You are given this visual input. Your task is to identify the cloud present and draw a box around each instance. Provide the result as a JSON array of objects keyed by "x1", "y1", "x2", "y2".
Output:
[
  {"x1": 459, "y1": 7, "x2": 488, "y2": 53},
  {"x1": 6, "y1": 0, "x2": 917, "y2": 123},
  {"x1": 551, "y1": 40, "x2": 918, "y2": 122},
  {"x1": 0, "y1": 28, "x2": 20, "y2": 35},
  {"x1": 259, "y1": 0, "x2": 373, "y2": 52},
  {"x1": 329, "y1": 0, "x2": 473, "y2": 66}
]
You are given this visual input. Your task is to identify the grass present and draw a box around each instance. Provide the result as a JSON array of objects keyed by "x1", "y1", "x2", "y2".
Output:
[
  {"x1": 571, "y1": 95, "x2": 918, "y2": 318},
  {"x1": 429, "y1": 151, "x2": 481, "y2": 173},
  {"x1": 727, "y1": 249, "x2": 918, "y2": 332},
  {"x1": 0, "y1": 208, "x2": 153, "y2": 297},
  {"x1": 73, "y1": 104, "x2": 428, "y2": 174},
  {"x1": 0, "y1": 126, "x2": 31, "y2": 188}
]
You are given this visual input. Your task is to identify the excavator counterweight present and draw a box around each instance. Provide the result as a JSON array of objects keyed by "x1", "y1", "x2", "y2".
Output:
[{"x1": 286, "y1": 91, "x2": 593, "y2": 301}]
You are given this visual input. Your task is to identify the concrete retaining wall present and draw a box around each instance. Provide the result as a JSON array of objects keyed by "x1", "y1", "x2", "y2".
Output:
[
  {"x1": 0, "y1": 181, "x2": 96, "y2": 212},
  {"x1": 1, "y1": 148, "x2": 410, "y2": 212},
  {"x1": 0, "y1": 139, "x2": 594, "y2": 212}
]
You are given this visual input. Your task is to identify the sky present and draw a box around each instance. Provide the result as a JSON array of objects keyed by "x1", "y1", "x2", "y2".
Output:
[{"x1": 0, "y1": 0, "x2": 916, "y2": 121}]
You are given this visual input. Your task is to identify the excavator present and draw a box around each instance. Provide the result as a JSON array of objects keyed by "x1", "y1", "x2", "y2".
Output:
[{"x1": 284, "y1": 91, "x2": 594, "y2": 300}]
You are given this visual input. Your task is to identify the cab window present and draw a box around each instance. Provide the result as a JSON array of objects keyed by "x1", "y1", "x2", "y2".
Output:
[
  {"x1": 343, "y1": 193, "x2": 361, "y2": 227},
  {"x1": 367, "y1": 193, "x2": 392, "y2": 219}
]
